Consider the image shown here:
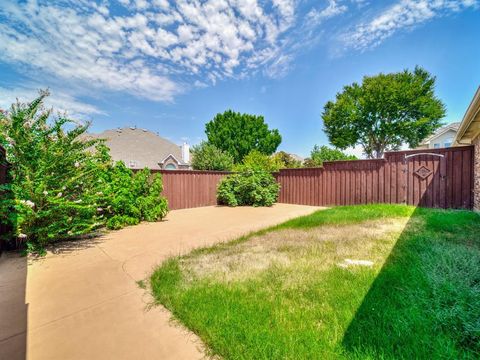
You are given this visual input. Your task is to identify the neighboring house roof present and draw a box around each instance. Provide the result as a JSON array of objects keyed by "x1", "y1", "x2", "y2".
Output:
[
  {"x1": 289, "y1": 153, "x2": 305, "y2": 163},
  {"x1": 85, "y1": 127, "x2": 188, "y2": 170},
  {"x1": 274, "y1": 152, "x2": 305, "y2": 163},
  {"x1": 454, "y1": 86, "x2": 480, "y2": 145},
  {"x1": 420, "y1": 122, "x2": 460, "y2": 145}
]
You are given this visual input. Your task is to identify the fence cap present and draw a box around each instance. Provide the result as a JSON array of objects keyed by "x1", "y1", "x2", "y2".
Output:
[
  {"x1": 384, "y1": 145, "x2": 474, "y2": 157},
  {"x1": 151, "y1": 169, "x2": 232, "y2": 175}
]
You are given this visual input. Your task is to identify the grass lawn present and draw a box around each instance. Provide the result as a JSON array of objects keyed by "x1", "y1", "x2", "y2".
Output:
[{"x1": 150, "y1": 204, "x2": 480, "y2": 359}]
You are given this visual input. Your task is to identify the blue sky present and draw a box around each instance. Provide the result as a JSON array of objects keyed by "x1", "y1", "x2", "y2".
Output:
[{"x1": 1, "y1": 0, "x2": 479, "y2": 158}]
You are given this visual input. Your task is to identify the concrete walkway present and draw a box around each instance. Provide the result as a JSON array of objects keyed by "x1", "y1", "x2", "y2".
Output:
[{"x1": 0, "y1": 204, "x2": 319, "y2": 360}]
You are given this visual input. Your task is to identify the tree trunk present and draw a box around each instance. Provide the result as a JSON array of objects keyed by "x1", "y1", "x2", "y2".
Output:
[{"x1": 373, "y1": 143, "x2": 385, "y2": 159}]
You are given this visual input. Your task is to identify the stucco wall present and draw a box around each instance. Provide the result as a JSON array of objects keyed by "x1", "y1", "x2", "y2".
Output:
[{"x1": 474, "y1": 136, "x2": 480, "y2": 211}]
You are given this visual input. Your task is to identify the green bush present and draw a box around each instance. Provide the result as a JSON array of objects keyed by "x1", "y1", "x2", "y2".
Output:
[
  {"x1": 234, "y1": 150, "x2": 282, "y2": 172},
  {"x1": 0, "y1": 91, "x2": 168, "y2": 253},
  {"x1": 99, "y1": 161, "x2": 168, "y2": 230},
  {"x1": 217, "y1": 170, "x2": 279, "y2": 207},
  {"x1": 304, "y1": 145, "x2": 357, "y2": 167},
  {"x1": 190, "y1": 141, "x2": 234, "y2": 171},
  {"x1": 271, "y1": 151, "x2": 302, "y2": 168}
]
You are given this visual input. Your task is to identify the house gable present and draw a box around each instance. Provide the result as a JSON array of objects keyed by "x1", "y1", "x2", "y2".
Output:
[
  {"x1": 428, "y1": 129, "x2": 457, "y2": 148},
  {"x1": 159, "y1": 154, "x2": 181, "y2": 170},
  {"x1": 419, "y1": 122, "x2": 460, "y2": 149}
]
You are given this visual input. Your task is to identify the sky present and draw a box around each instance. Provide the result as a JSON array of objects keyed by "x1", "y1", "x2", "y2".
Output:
[{"x1": 0, "y1": 0, "x2": 479, "y2": 158}]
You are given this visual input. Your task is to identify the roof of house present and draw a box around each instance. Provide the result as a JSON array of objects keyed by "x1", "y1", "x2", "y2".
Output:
[
  {"x1": 273, "y1": 152, "x2": 305, "y2": 163},
  {"x1": 420, "y1": 122, "x2": 460, "y2": 145},
  {"x1": 289, "y1": 153, "x2": 305, "y2": 163},
  {"x1": 85, "y1": 127, "x2": 187, "y2": 170},
  {"x1": 454, "y1": 86, "x2": 480, "y2": 145}
]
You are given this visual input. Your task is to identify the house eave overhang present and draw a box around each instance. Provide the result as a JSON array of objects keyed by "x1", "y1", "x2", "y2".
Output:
[{"x1": 454, "y1": 86, "x2": 480, "y2": 145}]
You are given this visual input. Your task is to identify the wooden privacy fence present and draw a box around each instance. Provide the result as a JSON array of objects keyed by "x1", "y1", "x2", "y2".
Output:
[
  {"x1": 153, "y1": 170, "x2": 230, "y2": 210},
  {"x1": 276, "y1": 146, "x2": 474, "y2": 209}
]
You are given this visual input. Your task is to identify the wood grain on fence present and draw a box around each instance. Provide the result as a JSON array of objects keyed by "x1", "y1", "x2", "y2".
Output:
[
  {"x1": 276, "y1": 146, "x2": 474, "y2": 209},
  {"x1": 152, "y1": 170, "x2": 230, "y2": 210}
]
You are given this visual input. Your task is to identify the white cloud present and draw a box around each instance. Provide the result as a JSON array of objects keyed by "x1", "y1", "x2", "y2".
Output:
[
  {"x1": 306, "y1": 0, "x2": 348, "y2": 26},
  {"x1": 0, "y1": 86, "x2": 105, "y2": 118},
  {"x1": 264, "y1": 53, "x2": 294, "y2": 78},
  {"x1": 342, "y1": 0, "x2": 478, "y2": 51},
  {"x1": 0, "y1": 0, "x2": 308, "y2": 102}
]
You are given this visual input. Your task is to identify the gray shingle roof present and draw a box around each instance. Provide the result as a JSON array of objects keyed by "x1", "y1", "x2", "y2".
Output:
[{"x1": 85, "y1": 127, "x2": 187, "y2": 170}]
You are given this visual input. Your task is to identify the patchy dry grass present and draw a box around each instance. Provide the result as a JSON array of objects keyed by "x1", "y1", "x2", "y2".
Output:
[
  {"x1": 182, "y1": 218, "x2": 410, "y2": 283},
  {"x1": 151, "y1": 205, "x2": 480, "y2": 359}
]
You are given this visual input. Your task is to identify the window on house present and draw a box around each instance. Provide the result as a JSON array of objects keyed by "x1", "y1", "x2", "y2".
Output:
[
  {"x1": 165, "y1": 163, "x2": 177, "y2": 170},
  {"x1": 444, "y1": 137, "x2": 453, "y2": 148},
  {"x1": 433, "y1": 143, "x2": 440, "y2": 149}
]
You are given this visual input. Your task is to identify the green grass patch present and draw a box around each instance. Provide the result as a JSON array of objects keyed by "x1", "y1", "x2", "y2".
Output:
[{"x1": 151, "y1": 205, "x2": 480, "y2": 359}]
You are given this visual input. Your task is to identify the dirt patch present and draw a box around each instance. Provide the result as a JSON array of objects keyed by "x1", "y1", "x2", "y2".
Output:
[{"x1": 181, "y1": 218, "x2": 411, "y2": 283}]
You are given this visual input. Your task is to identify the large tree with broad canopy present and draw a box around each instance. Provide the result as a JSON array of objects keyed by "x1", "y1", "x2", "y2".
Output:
[
  {"x1": 322, "y1": 67, "x2": 446, "y2": 158},
  {"x1": 205, "y1": 110, "x2": 282, "y2": 163}
]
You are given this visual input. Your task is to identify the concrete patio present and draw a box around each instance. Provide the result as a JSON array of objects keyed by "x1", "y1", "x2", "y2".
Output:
[{"x1": 0, "y1": 204, "x2": 319, "y2": 360}]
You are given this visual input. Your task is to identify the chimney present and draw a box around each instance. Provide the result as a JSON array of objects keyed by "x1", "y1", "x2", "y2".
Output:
[{"x1": 181, "y1": 142, "x2": 190, "y2": 163}]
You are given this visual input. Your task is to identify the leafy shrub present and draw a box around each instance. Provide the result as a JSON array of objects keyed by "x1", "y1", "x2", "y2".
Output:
[
  {"x1": 217, "y1": 171, "x2": 279, "y2": 207},
  {"x1": 99, "y1": 161, "x2": 168, "y2": 230},
  {"x1": 304, "y1": 145, "x2": 357, "y2": 167},
  {"x1": 0, "y1": 91, "x2": 168, "y2": 253},
  {"x1": 271, "y1": 151, "x2": 302, "y2": 168},
  {"x1": 191, "y1": 141, "x2": 234, "y2": 171},
  {"x1": 234, "y1": 150, "x2": 282, "y2": 172}
]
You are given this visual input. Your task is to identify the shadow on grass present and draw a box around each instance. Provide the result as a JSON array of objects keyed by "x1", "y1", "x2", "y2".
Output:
[{"x1": 341, "y1": 206, "x2": 480, "y2": 359}]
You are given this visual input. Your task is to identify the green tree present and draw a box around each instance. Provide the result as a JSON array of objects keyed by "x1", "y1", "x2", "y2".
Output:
[
  {"x1": 190, "y1": 141, "x2": 234, "y2": 171},
  {"x1": 304, "y1": 145, "x2": 357, "y2": 167},
  {"x1": 271, "y1": 151, "x2": 302, "y2": 168},
  {"x1": 234, "y1": 150, "x2": 282, "y2": 172},
  {"x1": 322, "y1": 67, "x2": 446, "y2": 158},
  {"x1": 205, "y1": 110, "x2": 282, "y2": 163}
]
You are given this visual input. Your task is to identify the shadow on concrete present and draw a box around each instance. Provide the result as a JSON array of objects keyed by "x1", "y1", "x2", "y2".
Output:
[
  {"x1": 0, "y1": 252, "x2": 28, "y2": 360},
  {"x1": 46, "y1": 234, "x2": 105, "y2": 256}
]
